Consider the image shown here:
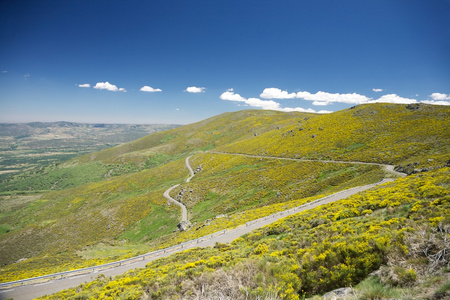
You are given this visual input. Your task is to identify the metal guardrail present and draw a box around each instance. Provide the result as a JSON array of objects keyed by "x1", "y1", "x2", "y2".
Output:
[
  {"x1": 0, "y1": 229, "x2": 227, "y2": 289},
  {"x1": 244, "y1": 179, "x2": 389, "y2": 227}
]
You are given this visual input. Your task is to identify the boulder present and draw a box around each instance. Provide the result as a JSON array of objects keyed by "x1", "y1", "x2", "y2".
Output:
[
  {"x1": 323, "y1": 287, "x2": 354, "y2": 299},
  {"x1": 177, "y1": 220, "x2": 192, "y2": 231}
]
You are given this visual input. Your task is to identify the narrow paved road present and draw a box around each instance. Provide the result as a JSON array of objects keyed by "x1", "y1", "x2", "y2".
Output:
[
  {"x1": 1, "y1": 154, "x2": 405, "y2": 300},
  {"x1": 162, "y1": 156, "x2": 194, "y2": 223},
  {"x1": 208, "y1": 151, "x2": 407, "y2": 177},
  {"x1": 185, "y1": 156, "x2": 195, "y2": 182}
]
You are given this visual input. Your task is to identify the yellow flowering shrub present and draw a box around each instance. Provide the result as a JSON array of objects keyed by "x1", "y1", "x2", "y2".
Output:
[{"x1": 40, "y1": 167, "x2": 449, "y2": 299}]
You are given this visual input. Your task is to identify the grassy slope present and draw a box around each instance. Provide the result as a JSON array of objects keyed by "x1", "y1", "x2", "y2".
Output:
[
  {"x1": 40, "y1": 167, "x2": 450, "y2": 300},
  {"x1": 0, "y1": 110, "x2": 302, "y2": 192},
  {"x1": 74, "y1": 109, "x2": 308, "y2": 165},
  {"x1": 0, "y1": 123, "x2": 179, "y2": 188},
  {"x1": 218, "y1": 103, "x2": 450, "y2": 169},
  {"x1": 0, "y1": 104, "x2": 449, "y2": 287}
]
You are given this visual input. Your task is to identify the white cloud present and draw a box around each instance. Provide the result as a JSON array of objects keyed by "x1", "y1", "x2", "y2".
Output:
[
  {"x1": 430, "y1": 93, "x2": 450, "y2": 100},
  {"x1": 279, "y1": 107, "x2": 317, "y2": 113},
  {"x1": 260, "y1": 87, "x2": 370, "y2": 104},
  {"x1": 222, "y1": 87, "x2": 450, "y2": 114},
  {"x1": 78, "y1": 83, "x2": 90, "y2": 88},
  {"x1": 296, "y1": 91, "x2": 370, "y2": 104},
  {"x1": 140, "y1": 85, "x2": 162, "y2": 92},
  {"x1": 185, "y1": 86, "x2": 205, "y2": 93},
  {"x1": 94, "y1": 81, "x2": 126, "y2": 92},
  {"x1": 1, "y1": 70, "x2": 7, "y2": 73},
  {"x1": 372, "y1": 88, "x2": 383, "y2": 92},
  {"x1": 220, "y1": 89, "x2": 247, "y2": 102},
  {"x1": 370, "y1": 94, "x2": 417, "y2": 104},
  {"x1": 24, "y1": 73, "x2": 30, "y2": 79},
  {"x1": 220, "y1": 89, "x2": 326, "y2": 113},
  {"x1": 246, "y1": 98, "x2": 281, "y2": 110},
  {"x1": 312, "y1": 101, "x2": 331, "y2": 106},
  {"x1": 421, "y1": 100, "x2": 450, "y2": 106},
  {"x1": 260, "y1": 88, "x2": 297, "y2": 99}
]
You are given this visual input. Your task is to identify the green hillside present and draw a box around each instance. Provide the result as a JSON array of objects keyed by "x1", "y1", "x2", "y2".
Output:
[
  {"x1": 0, "y1": 110, "x2": 300, "y2": 192},
  {"x1": 217, "y1": 104, "x2": 449, "y2": 170},
  {"x1": 41, "y1": 167, "x2": 450, "y2": 300},
  {"x1": 0, "y1": 122, "x2": 179, "y2": 188},
  {"x1": 0, "y1": 103, "x2": 449, "y2": 299}
]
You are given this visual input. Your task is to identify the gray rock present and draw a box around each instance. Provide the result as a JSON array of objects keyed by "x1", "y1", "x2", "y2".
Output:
[
  {"x1": 177, "y1": 220, "x2": 192, "y2": 231},
  {"x1": 323, "y1": 287, "x2": 354, "y2": 299}
]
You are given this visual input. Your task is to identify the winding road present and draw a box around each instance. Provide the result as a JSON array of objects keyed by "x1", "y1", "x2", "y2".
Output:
[
  {"x1": 0, "y1": 153, "x2": 406, "y2": 300},
  {"x1": 162, "y1": 156, "x2": 194, "y2": 223},
  {"x1": 209, "y1": 151, "x2": 407, "y2": 177}
]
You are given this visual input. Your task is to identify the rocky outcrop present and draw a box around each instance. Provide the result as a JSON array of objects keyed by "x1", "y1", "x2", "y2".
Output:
[
  {"x1": 322, "y1": 287, "x2": 355, "y2": 299},
  {"x1": 194, "y1": 165, "x2": 203, "y2": 174},
  {"x1": 394, "y1": 162, "x2": 438, "y2": 175},
  {"x1": 177, "y1": 220, "x2": 192, "y2": 231}
]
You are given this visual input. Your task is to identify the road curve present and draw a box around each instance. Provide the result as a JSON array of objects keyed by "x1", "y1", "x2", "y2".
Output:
[
  {"x1": 162, "y1": 156, "x2": 194, "y2": 223},
  {"x1": 208, "y1": 151, "x2": 407, "y2": 177},
  {"x1": 185, "y1": 156, "x2": 195, "y2": 182}
]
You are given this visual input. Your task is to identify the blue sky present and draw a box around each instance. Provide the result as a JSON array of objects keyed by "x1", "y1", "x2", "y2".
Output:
[{"x1": 1, "y1": 0, "x2": 449, "y2": 124}]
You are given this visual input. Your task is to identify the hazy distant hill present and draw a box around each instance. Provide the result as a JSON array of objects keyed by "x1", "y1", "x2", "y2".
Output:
[{"x1": 0, "y1": 122, "x2": 180, "y2": 180}]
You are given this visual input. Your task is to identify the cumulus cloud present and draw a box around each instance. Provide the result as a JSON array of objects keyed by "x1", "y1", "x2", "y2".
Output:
[
  {"x1": 225, "y1": 87, "x2": 449, "y2": 111},
  {"x1": 296, "y1": 91, "x2": 370, "y2": 104},
  {"x1": 369, "y1": 94, "x2": 417, "y2": 104},
  {"x1": 221, "y1": 89, "x2": 280, "y2": 109},
  {"x1": 312, "y1": 101, "x2": 331, "y2": 106},
  {"x1": 260, "y1": 88, "x2": 297, "y2": 99},
  {"x1": 185, "y1": 86, "x2": 205, "y2": 93},
  {"x1": 421, "y1": 100, "x2": 450, "y2": 106},
  {"x1": 220, "y1": 89, "x2": 327, "y2": 113},
  {"x1": 246, "y1": 98, "x2": 281, "y2": 110},
  {"x1": 140, "y1": 85, "x2": 162, "y2": 92},
  {"x1": 220, "y1": 89, "x2": 247, "y2": 102},
  {"x1": 430, "y1": 93, "x2": 450, "y2": 100},
  {"x1": 279, "y1": 107, "x2": 317, "y2": 113},
  {"x1": 78, "y1": 83, "x2": 90, "y2": 88},
  {"x1": 260, "y1": 88, "x2": 370, "y2": 105},
  {"x1": 94, "y1": 81, "x2": 126, "y2": 92}
]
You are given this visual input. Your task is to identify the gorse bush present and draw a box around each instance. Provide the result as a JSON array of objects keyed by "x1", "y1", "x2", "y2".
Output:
[{"x1": 217, "y1": 104, "x2": 449, "y2": 169}]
